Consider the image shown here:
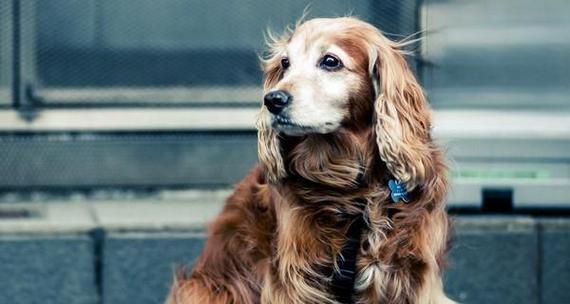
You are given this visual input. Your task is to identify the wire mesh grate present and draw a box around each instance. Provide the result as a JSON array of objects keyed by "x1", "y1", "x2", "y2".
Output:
[{"x1": 29, "y1": 0, "x2": 418, "y2": 106}]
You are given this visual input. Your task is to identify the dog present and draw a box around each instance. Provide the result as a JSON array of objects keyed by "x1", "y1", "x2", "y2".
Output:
[{"x1": 167, "y1": 17, "x2": 455, "y2": 304}]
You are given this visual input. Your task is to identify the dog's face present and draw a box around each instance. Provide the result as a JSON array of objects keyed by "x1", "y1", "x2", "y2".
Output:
[
  {"x1": 262, "y1": 19, "x2": 371, "y2": 136},
  {"x1": 258, "y1": 17, "x2": 434, "y2": 190}
]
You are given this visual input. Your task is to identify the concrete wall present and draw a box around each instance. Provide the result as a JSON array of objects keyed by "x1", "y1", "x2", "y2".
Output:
[{"x1": 0, "y1": 201, "x2": 568, "y2": 303}]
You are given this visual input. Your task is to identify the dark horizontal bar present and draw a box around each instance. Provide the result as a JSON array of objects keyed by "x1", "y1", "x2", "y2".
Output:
[{"x1": 0, "y1": 131, "x2": 258, "y2": 189}]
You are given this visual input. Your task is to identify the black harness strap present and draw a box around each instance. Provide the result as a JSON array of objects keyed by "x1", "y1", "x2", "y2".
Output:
[{"x1": 330, "y1": 213, "x2": 366, "y2": 304}]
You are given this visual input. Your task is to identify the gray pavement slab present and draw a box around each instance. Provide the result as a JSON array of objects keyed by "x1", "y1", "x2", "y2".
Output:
[
  {"x1": 0, "y1": 235, "x2": 98, "y2": 304},
  {"x1": 540, "y1": 218, "x2": 570, "y2": 304},
  {"x1": 102, "y1": 232, "x2": 205, "y2": 304},
  {"x1": 0, "y1": 203, "x2": 98, "y2": 303},
  {"x1": 93, "y1": 196, "x2": 225, "y2": 303},
  {"x1": 445, "y1": 216, "x2": 539, "y2": 304}
]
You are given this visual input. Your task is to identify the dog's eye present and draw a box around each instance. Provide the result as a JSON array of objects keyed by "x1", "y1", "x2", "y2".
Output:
[
  {"x1": 320, "y1": 55, "x2": 342, "y2": 71},
  {"x1": 281, "y1": 57, "x2": 290, "y2": 69}
]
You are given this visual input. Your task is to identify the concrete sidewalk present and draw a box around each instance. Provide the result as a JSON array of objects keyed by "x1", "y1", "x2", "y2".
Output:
[{"x1": 0, "y1": 195, "x2": 568, "y2": 304}]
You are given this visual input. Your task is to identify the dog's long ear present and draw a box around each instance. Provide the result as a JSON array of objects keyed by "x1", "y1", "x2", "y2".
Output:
[
  {"x1": 256, "y1": 31, "x2": 289, "y2": 182},
  {"x1": 371, "y1": 37, "x2": 434, "y2": 191}
]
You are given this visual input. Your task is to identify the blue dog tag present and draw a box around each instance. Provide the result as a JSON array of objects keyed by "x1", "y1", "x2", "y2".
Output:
[{"x1": 389, "y1": 180, "x2": 409, "y2": 203}]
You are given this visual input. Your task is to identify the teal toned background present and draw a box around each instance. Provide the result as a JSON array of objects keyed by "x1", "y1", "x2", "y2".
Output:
[{"x1": 0, "y1": 1, "x2": 568, "y2": 303}]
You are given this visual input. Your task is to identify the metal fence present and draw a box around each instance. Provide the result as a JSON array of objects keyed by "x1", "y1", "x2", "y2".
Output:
[
  {"x1": 5, "y1": 0, "x2": 419, "y2": 110},
  {"x1": 0, "y1": 0, "x2": 420, "y2": 190},
  {"x1": 0, "y1": 0, "x2": 568, "y2": 205}
]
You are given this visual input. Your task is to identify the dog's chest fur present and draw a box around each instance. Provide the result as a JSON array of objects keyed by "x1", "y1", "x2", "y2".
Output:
[{"x1": 261, "y1": 186, "x2": 407, "y2": 304}]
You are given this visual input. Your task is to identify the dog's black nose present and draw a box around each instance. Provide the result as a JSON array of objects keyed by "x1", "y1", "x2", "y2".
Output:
[{"x1": 264, "y1": 90, "x2": 292, "y2": 114}]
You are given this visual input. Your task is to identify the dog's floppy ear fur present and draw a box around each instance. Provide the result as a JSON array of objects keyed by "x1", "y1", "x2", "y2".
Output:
[
  {"x1": 256, "y1": 31, "x2": 290, "y2": 182},
  {"x1": 370, "y1": 35, "x2": 434, "y2": 191}
]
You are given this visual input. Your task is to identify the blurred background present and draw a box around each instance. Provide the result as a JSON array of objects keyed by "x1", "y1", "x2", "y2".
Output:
[{"x1": 0, "y1": 0, "x2": 568, "y2": 303}]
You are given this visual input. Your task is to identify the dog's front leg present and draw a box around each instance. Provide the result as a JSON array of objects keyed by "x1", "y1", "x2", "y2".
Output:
[
  {"x1": 167, "y1": 168, "x2": 274, "y2": 304},
  {"x1": 260, "y1": 202, "x2": 340, "y2": 304}
]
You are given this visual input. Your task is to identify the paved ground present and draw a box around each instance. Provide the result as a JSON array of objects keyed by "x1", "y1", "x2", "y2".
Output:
[{"x1": 0, "y1": 197, "x2": 568, "y2": 304}]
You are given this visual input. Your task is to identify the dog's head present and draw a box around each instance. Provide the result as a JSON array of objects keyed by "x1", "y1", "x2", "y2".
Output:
[{"x1": 258, "y1": 17, "x2": 433, "y2": 191}]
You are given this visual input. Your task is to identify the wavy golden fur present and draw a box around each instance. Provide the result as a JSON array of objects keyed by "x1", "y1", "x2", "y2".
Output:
[{"x1": 168, "y1": 17, "x2": 455, "y2": 304}]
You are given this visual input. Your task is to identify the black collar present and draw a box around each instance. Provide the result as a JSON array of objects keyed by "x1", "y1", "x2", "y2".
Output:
[{"x1": 330, "y1": 208, "x2": 367, "y2": 303}]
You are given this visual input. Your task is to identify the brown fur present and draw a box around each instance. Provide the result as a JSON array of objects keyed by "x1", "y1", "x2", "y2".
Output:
[{"x1": 168, "y1": 17, "x2": 454, "y2": 304}]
